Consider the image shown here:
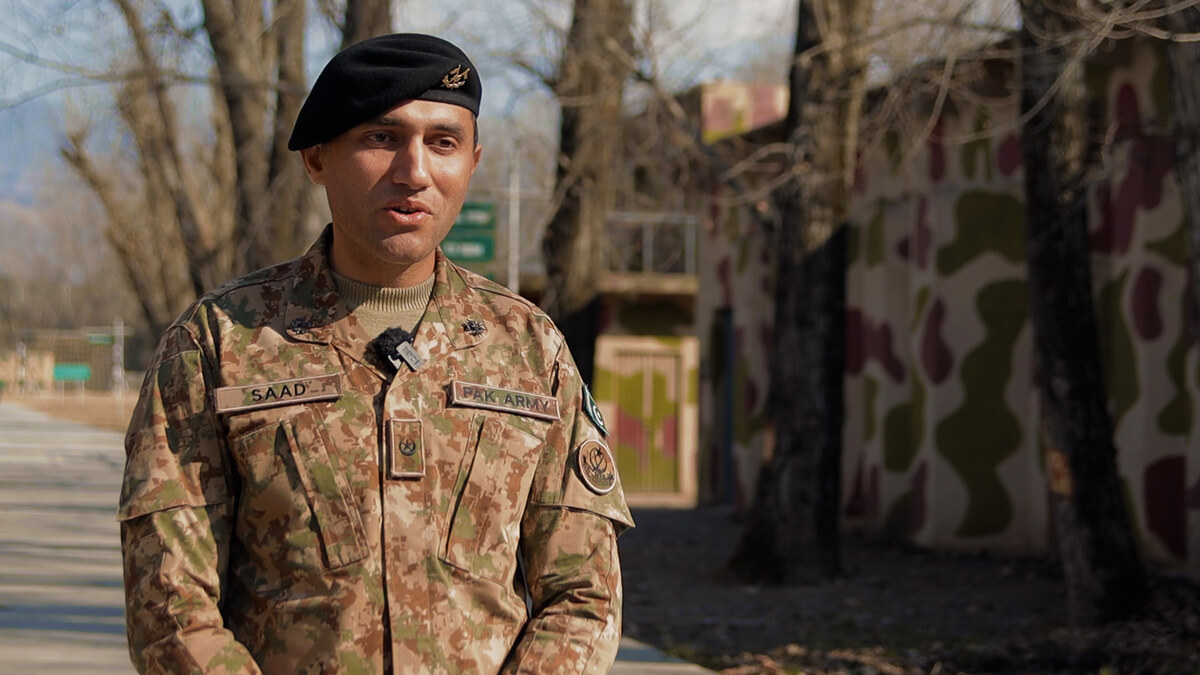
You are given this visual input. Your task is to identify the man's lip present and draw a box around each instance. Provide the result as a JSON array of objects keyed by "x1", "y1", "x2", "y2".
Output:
[
  {"x1": 383, "y1": 203, "x2": 430, "y2": 226},
  {"x1": 384, "y1": 201, "x2": 430, "y2": 214}
]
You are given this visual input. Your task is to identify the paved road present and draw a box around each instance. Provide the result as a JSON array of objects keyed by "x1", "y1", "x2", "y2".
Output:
[
  {"x1": 0, "y1": 401, "x2": 709, "y2": 674},
  {"x1": 0, "y1": 401, "x2": 130, "y2": 674}
]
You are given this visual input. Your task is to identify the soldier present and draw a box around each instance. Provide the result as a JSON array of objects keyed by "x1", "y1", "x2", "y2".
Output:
[{"x1": 119, "y1": 33, "x2": 633, "y2": 674}]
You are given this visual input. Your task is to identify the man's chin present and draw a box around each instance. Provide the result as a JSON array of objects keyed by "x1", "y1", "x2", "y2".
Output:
[
  {"x1": 374, "y1": 246, "x2": 438, "y2": 273},
  {"x1": 377, "y1": 243, "x2": 434, "y2": 264}
]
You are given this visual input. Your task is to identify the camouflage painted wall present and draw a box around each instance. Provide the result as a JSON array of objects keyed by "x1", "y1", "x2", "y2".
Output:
[
  {"x1": 696, "y1": 191, "x2": 777, "y2": 510},
  {"x1": 697, "y1": 38, "x2": 1200, "y2": 574}
]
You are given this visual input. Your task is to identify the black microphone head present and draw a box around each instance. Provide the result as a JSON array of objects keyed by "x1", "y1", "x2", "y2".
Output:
[{"x1": 371, "y1": 326, "x2": 413, "y2": 373}]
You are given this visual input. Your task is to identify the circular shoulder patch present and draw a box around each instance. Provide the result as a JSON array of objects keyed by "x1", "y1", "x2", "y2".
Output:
[{"x1": 576, "y1": 440, "x2": 617, "y2": 495}]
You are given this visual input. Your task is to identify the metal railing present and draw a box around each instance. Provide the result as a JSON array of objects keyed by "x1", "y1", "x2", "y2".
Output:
[{"x1": 604, "y1": 211, "x2": 699, "y2": 276}]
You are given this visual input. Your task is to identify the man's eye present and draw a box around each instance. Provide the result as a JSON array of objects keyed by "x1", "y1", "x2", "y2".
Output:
[
  {"x1": 432, "y1": 137, "x2": 457, "y2": 150},
  {"x1": 366, "y1": 133, "x2": 392, "y2": 144}
]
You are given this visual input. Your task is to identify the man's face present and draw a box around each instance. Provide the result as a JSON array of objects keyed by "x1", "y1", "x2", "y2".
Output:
[{"x1": 301, "y1": 99, "x2": 482, "y2": 286}]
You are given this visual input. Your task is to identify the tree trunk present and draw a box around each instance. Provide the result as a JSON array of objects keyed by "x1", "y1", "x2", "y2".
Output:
[
  {"x1": 61, "y1": 131, "x2": 183, "y2": 339},
  {"x1": 268, "y1": 0, "x2": 313, "y2": 259},
  {"x1": 1162, "y1": 4, "x2": 1200, "y2": 336},
  {"x1": 1018, "y1": 0, "x2": 1146, "y2": 626},
  {"x1": 341, "y1": 0, "x2": 393, "y2": 49},
  {"x1": 202, "y1": 0, "x2": 273, "y2": 272},
  {"x1": 113, "y1": 0, "x2": 224, "y2": 297},
  {"x1": 204, "y1": 0, "x2": 390, "y2": 271},
  {"x1": 730, "y1": 0, "x2": 871, "y2": 584},
  {"x1": 541, "y1": 0, "x2": 634, "y2": 383}
]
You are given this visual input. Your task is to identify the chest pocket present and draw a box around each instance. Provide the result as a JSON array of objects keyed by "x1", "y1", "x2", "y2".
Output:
[
  {"x1": 441, "y1": 415, "x2": 542, "y2": 584},
  {"x1": 231, "y1": 407, "x2": 368, "y2": 592}
]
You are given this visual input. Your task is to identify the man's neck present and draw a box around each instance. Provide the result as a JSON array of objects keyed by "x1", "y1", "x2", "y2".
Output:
[{"x1": 332, "y1": 271, "x2": 434, "y2": 337}]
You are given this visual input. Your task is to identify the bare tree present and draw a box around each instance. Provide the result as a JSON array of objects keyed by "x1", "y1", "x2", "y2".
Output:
[
  {"x1": 540, "y1": 0, "x2": 635, "y2": 384},
  {"x1": 201, "y1": 0, "x2": 311, "y2": 271},
  {"x1": 1018, "y1": 0, "x2": 1146, "y2": 626},
  {"x1": 729, "y1": 0, "x2": 874, "y2": 584},
  {"x1": 0, "y1": 189, "x2": 140, "y2": 344},
  {"x1": 58, "y1": 0, "x2": 391, "y2": 337},
  {"x1": 339, "y1": 0, "x2": 394, "y2": 49}
]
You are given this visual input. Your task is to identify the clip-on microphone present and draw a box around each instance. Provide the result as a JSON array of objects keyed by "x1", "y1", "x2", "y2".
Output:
[{"x1": 371, "y1": 326, "x2": 426, "y2": 373}]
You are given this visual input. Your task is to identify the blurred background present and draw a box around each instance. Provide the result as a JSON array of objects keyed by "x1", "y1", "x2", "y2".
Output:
[{"x1": 2, "y1": 0, "x2": 1199, "y2": 672}]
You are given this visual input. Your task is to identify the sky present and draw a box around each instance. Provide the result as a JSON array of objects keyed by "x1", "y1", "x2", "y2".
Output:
[
  {"x1": 0, "y1": 0, "x2": 796, "y2": 205},
  {"x1": 1, "y1": 0, "x2": 130, "y2": 204}
]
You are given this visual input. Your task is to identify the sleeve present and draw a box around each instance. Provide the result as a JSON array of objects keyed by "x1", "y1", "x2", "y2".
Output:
[
  {"x1": 501, "y1": 344, "x2": 635, "y2": 674},
  {"x1": 117, "y1": 325, "x2": 262, "y2": 674}
]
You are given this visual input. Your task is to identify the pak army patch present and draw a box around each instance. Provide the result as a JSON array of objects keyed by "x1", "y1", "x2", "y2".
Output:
[
  {"x1": 582, "y1": 384, "x2": 608, "y2": 436},
  {"x1": 449, "y1": 380, "x2": 560, "y2": 421},
  {"x1": 576, "y1": 440, "x2": 617, "y2": 495}
]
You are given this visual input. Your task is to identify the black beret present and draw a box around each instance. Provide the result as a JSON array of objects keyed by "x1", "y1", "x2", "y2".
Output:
[{"x1": 288, "y1": 33, "x2": 481, "y2": 151}]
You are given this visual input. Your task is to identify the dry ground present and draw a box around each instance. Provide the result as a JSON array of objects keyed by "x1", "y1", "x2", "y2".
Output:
[
  {"x1": 8, "y1": 393, "x2": 1197, "y2": 674},
  {"x1": 620, "y1": 508, "x2": 1200, "y2": 674},
  {"x1": 4, "y1": 390, "x2": 137, "y2": 433}
]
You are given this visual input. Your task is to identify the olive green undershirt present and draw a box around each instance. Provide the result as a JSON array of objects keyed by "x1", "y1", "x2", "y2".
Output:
[{"x1": 332, "y1": 271, "x2": 434, "y2": 338}]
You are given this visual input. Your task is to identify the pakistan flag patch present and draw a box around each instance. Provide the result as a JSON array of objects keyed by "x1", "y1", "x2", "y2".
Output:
[{"x1": 583, "y1": 384, "x2": 608, "y2": 437}]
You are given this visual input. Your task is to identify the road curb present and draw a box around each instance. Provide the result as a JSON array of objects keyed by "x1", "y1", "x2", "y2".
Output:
[{"x1": 612, "y1": 637, "x2": 716, "y2": 673}]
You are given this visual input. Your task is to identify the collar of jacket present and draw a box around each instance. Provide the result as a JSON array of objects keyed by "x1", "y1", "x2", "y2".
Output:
[{"x1": 283, "y1": 225, "x2": 489, "y2": 352}]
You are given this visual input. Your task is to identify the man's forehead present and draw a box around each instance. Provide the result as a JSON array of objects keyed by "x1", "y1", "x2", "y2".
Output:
[{"x1": 364, "y1": 100, "x2": 475, "y2": 131}]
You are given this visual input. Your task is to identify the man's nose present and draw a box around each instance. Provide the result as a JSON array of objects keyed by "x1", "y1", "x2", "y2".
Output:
[{"x1": 391, "y1": 141, "x2": 431, "y2": 188}]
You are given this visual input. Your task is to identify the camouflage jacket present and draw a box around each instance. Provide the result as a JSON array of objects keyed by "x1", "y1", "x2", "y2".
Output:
[{"x1": 119, "y1": 229, "x2": 634, "y2": 674}]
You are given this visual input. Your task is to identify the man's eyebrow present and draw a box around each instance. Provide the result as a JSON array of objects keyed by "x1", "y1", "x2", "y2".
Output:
[
  {"x1": 431, "y1": 122, "x2": 468, "y2": 138},
  {"x1": 368, "y1": 115, "x2": 467, "y2": 138}
]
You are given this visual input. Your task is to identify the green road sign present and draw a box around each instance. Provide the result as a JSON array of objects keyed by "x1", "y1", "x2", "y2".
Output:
[
  {"x1": 442, "y1": 234, "x2": 495, "y2": 263},
  {"x1": 87, "y1": 333, "x2": 114, "y2": 345},
  {"x1": 53, "y1": 363, "x2": 92, "y2": 382},
  {"x1": 455, "y1": 202, "x2": 496, "y2": 228},
  {"x1": 447, "y1": 201, "x2": 496, "y2": 263}
]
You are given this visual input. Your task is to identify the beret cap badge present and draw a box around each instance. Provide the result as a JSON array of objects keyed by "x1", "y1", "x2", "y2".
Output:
[{"x1": 442, "y1": 66, "x2": 470, "y2": 90}]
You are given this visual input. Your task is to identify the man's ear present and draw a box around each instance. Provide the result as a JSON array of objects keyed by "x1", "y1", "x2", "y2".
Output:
[{"x1": 299, "y1": 146, "x2": 325, "y2": 185}]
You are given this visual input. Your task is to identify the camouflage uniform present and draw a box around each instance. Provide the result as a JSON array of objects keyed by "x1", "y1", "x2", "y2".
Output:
[{"x1": 119, "y1": 228, "x2": 633, "y2": 674}]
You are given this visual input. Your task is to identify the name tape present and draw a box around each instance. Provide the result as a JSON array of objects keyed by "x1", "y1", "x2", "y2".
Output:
[{"x1": 213, "y1": 374, "x2": 342, "y2": 414}]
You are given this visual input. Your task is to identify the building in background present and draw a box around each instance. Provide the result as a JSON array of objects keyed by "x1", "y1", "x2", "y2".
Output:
[
  {"x1": 697, "y1": 37, "x2": 1200, "y2": 574},
  {"x1": 0, "y1": 324, "x2": 128, "y2": 393},
  {"x1": 582, "y1": 81, "x2": 787, "y2": 507}
]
